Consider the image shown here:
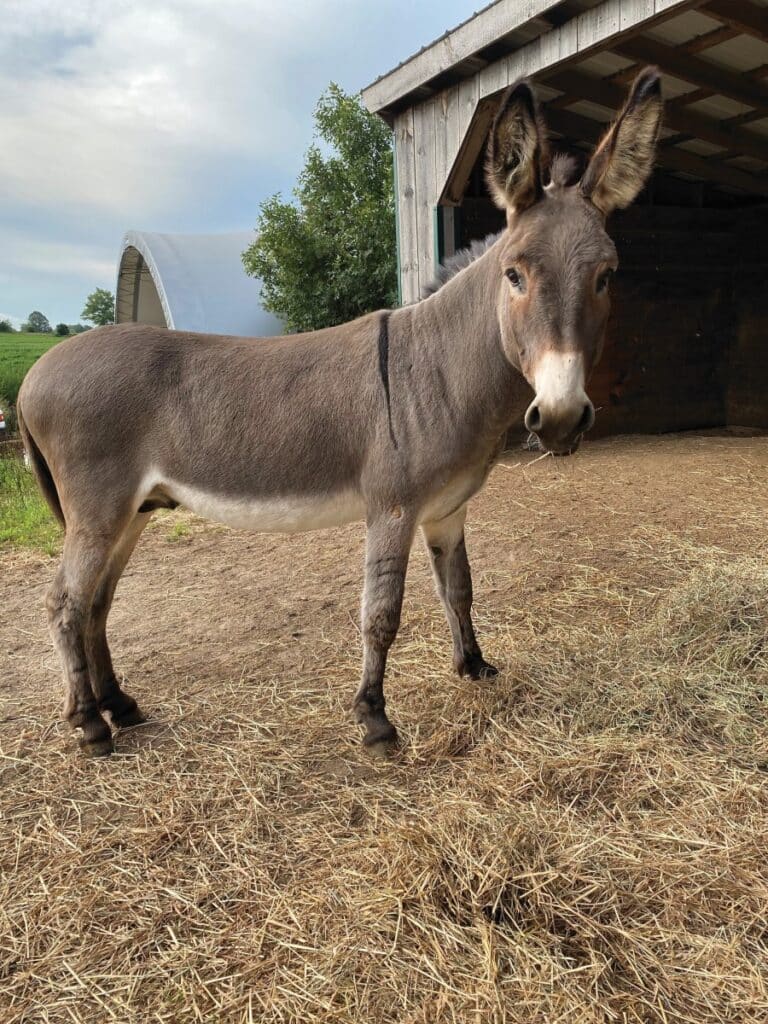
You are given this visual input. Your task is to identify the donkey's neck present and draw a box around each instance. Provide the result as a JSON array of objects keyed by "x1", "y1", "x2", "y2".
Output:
[{"x1": 401, "y1": 238, "x2": 528, "y2": 442}]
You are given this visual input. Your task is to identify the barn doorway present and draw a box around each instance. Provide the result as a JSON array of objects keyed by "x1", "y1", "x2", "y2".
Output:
[{"x1": 115, "y1": 246, "x2": 168, "y2": 328}]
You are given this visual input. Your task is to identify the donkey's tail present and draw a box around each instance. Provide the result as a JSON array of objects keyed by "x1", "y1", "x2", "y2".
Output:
[{"x1": 16, "y1": 397, "x2": 66, "y2": 528}]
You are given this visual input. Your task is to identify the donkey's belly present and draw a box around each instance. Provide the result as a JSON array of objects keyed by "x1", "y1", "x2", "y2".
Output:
[
  {"x1": 155, "y1": 476, "x2": 365, "y2": 533},
  {"x1": 420, "y1": 465, "x2": 493, "y2": 524}
]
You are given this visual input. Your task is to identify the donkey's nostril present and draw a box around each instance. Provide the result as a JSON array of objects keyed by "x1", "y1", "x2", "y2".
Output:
[
  {"x1": 525, "y1": 404, "x2": 542, "y2": 433},
  {"x1": 577, "y1": 401, "x2": 595, "y2": 434}
]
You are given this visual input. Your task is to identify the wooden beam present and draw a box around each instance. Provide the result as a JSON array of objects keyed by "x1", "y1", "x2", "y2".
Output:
[
  {"x1": 392, "y1": 109, "x2": 420, "y2": 302},
  {"x1": 726, "y1": 109, "x2": 768, "y2": 129},
  {"x1": 703, "y1": 150, "x2": 768, "y2": 175},
  {"x1": 361, "y1": 0, "x2": 566, "y2": 114},
  {"x1": 660, "y1": 132, "x2": 695, "y2": 147},
  {"x1": 440, "y1": 97, "x2": 498, "y2": 205},
  {"x1": 671, "y1": 57, "x2": 768, "y2": 112},
  {"x1": 600, "y1": 23, "x2": 740, "y2": 101},
  {"x1": 719, "y1": 65, "x2": 768, "y2": 128},
  {"x1": 545, "y1": 105, "x2": 768, "y2": 195},
  {"x1": 607, "y1": 22, "x2": 740, "y2": 85},
  {"x1": 704, "y1": 0, "x2": 768, "y2": 44},
  {"x1": 612, "y1": 35, "x2": 768, "y2": 111},
  {"x1": 645, "y1": 149, "x2": 768, "y2": 197},
  {"x1": 674, "y1": 86, "x2": 714, "y2": 106},
  {"x1": 543, "y1": 69, "x2": 768, "y2": 163},
  {"x1": 683, "y1": 23, "x2": 741, "y2": 54}
]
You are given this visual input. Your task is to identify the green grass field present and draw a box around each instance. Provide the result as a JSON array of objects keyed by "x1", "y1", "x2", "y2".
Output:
[
  {"x1": 0, "y1": 334, "x2": 65, "y2": 553},
  {"x1": 0, "y1": 455, "x2": 61, "y2": 555},
  {"x1": 0, "y1": 332, "x2": 62, "y2": 410}
]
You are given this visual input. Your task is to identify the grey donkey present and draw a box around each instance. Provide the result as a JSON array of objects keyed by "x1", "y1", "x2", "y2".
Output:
[{"x1": 18, "y1": 68, "x2": 663, "y2": 756}]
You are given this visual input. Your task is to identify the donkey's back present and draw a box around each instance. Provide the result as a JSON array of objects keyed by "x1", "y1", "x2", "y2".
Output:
[{"x1": 20, "y1": 319, "x2": 383, "y2": 520}]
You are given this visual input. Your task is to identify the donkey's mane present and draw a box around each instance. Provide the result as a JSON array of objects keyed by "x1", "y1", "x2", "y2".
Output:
[{"x1": 421, "y1": 231, "x2": 502, "y2": 298}]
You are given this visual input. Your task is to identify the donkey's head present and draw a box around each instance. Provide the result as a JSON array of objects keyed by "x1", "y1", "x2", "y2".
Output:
[{"x1": 487, "y1": 67, "x2": 662, "y2": 454}]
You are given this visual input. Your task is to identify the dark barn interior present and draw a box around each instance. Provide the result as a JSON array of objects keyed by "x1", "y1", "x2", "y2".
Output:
[{"x1": 599, "y1": 200, "x2": 767, "y2": 436}]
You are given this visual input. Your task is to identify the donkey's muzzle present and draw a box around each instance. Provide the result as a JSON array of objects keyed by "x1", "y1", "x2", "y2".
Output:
[{"x1": 524, "y1": 396, "x2": 595, "y2": 455}]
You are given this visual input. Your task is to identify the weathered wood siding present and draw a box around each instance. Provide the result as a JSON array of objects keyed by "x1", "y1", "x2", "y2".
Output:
[{"x1": 394, "y1": 89, "x2": 471, "y2": 303}]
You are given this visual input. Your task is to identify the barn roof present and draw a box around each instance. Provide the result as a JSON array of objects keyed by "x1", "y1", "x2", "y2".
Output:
[
  {"x1": 115, "y1": 231, "x2": 283, "y2": 337},
  {"x1": 363, "y1": 0, "x2": 768, "y2": 200},
  {"x1": 362, "y1": 0, "x2": 574, "y2": 116}
]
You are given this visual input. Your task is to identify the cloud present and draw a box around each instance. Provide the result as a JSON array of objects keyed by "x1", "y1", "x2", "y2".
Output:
[
  {"x1": 0, "y1": 232, "x2": 115, "y2": 326},
  {"x1": 0, "y1": 0, "x2": 474, "y2": 322},
  {"x1": 1, "y1": 1, "x2": 344, "y2": 223},
  {"x1": 4, "y1": 231, "x2": 115, "y2": 281}
]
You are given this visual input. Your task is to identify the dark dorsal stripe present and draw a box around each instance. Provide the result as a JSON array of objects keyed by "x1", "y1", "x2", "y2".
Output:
[{"x1": 377, "y1": 310, "x2": 397, "y2": 449}]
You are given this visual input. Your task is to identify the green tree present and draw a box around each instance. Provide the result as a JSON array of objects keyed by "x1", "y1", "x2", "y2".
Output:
[
  {"x1": 81, "y1": 288, "x2": 115, "y2": 327},
  {"x1": 23, "y1": 311, "x2": 51, "y2": 333},
  {"x1": 243, "y1": 83, "x2": 397, "y2": 333},
  {"x1": 55, "y1": 323, "x2": 70, "y2": 336},
  {"x1": 0, "y1": 319, "x2": 14, "y2": 333}
]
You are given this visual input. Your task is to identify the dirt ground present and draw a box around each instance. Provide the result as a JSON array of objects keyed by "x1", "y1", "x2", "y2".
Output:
[
  {"x1": 2, "y1": 433, "x2": 768, "y2": 1023},
  {"x1": 4, "y1": 433, "x2": 768, "y2": 727}
]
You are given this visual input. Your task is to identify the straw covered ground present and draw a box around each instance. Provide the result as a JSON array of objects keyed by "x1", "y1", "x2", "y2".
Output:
[{"x1": 2, "y1": 433, "x2": 768, "y2": 1023}]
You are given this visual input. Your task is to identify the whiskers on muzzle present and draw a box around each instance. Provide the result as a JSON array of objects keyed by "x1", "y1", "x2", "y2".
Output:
[{"x1": 524, "y1": 351, "x2": 595, "y2": 455}]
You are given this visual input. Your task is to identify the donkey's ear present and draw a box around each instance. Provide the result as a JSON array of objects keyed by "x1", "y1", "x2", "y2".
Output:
[
  {"x1": 485, "y1": 79, "x2": 545, "y2": 214},
  {"x1": 582, "y1": 66, "x2": 663, "y2": 216}
]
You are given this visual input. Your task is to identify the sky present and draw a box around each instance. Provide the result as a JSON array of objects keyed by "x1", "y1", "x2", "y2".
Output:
[{"x1": 0, "y1": 0, "x2": 475, "y2": 327}]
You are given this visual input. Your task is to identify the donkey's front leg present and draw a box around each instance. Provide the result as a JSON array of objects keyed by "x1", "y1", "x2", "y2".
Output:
[
  {"x1": 422, "y1": 506, "x2": 498, "y2": 680},
  {"x1": 353, "y1": 512, "x2": 415, "y2": 753}
]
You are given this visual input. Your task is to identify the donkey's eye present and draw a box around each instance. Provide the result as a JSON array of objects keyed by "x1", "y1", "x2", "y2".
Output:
[
  {"x1": 505, "y1": 267, "x2": 523, "y2": 290},
  {"x1": 596, "y1": 269, "x2": 614, "y2": 294}
]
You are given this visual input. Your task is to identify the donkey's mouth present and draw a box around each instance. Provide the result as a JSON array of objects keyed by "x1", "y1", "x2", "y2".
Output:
[
  {"x1": 525, "y1": 432, "x2": 582, "y2": 457},
  {"x1": 544, "y1": 435, "x2": 582, "y2": 457}
]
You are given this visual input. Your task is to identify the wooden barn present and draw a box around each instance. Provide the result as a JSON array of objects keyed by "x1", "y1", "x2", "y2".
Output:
[{"x1": 362, "y1": 0, "x2": 768, "y2": 437}]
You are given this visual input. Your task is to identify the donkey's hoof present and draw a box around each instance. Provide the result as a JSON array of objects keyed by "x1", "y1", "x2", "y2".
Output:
[
  {"x1": 363, "y1": 723, "x2": 399, "y2": 758},
  {"x1": 459, "y1": 654, "x2": 499, "y2": 680},
  {"x1": 111, "y1": 705, "x2": 147, "y2": 729},
  {"x1": 100, "y1": 693, "x2": 147, "y2": 729},
  {"x1": 365, "y1": 738, "x2": 397, "y2": 760},
  {"x1": 80, "y1": 736, "x2": 114, "y2": 758}
]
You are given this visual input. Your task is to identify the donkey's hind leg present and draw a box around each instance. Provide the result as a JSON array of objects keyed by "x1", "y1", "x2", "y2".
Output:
[
  {"x1": 87, "y1": 513, "x2": 151, "y2": 730},
  {"x1": 422, "y1": 506, "x2": 498, "y2": 680},
  {"x1": 47, "y1": 525, "x2": 127, "y2": 756}
]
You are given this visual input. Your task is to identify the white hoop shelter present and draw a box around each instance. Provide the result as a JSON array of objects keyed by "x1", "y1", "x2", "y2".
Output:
[{"x1": 115, "y1": 230, "x2": 283, "y2": 337}]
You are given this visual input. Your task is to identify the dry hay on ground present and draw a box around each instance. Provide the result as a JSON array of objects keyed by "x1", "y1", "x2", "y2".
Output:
[{"x1": 1, "y1": 434, "x2": 768, "y2": 1022}]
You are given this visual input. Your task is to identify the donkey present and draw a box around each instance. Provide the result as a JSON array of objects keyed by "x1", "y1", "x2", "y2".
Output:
[{"x1": 18, "y1": 68, "x2": 662, "y2": 757}]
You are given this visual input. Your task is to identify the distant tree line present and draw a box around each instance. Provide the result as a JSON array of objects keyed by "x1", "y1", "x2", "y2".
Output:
[
  {"x1": 0, "y1": 288, "x2": 116, "y2": 337},
  {"x1": 0, "y1": 314, "x2": 88, "y2": 336}
]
